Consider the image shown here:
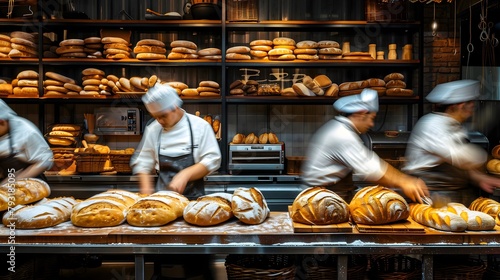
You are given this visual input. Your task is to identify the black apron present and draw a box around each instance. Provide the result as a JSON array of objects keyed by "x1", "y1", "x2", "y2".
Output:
[
  {"x1": 156, "y1": 116, "x2": 204, "y2": 200},
  {"x1": 0, "y1": 132, "x2": 42, "y2": 180}
]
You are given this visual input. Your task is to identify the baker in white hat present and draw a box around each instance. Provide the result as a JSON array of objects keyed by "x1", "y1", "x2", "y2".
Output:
[
  {"x1": 0, "y1": 99, "x2": 52, "y2": 184},
  {"x1": 404, "y1": 79, "x2": 500, "y2": 205},
  {"x1": 302, "y1": 88, "x2": 429, "y2": 203},
  {"x1": 130, "y1": 83, "x2": 221, "y2": 199}
]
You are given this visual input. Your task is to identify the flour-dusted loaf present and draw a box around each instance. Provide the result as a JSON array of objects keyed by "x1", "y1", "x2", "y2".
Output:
[
  {"x1": 231, "y1": 187, "x2": 270, "y2": 225},
  {"x1": 469, "y1": 197, "x2": 500, "y2": 225},
  {"x1": 126, "y1": 191, "x2": 189, "y2": 226},
  {"x1": 183, "y1": 193, "x2": 233, "y2": 226},
  {"x1": 71, "y1": 189, "x2": 140, "y2": 227},
  {"x1": 349, "y1": 185, "x2": 409, "y2": 225},
  {"x1": 445, "y1": 202, "x2": 495, "y2": 231},
  {"x1": 0, "y1": 178, "x2": 51, "y2": 211},
  {"x1": 410, "y1": 203, "x2": 467, "y2": 232},
  {"x1": 291, "y1": 187, "x2": 349, "y2": 225},
  {"x1": 2, "y1": 197, "x2": 77, "y2": 229}
]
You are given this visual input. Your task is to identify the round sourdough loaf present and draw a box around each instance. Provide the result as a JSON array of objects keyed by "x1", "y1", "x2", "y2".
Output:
[
  {"x1": 126, "y1": 191, "x2": 189, "y2": 226},
  {"x1": 183, "y1": 193, "x2": 233, "y2": 226},
  {"x1": 231, "y1": 187, "x2": 270, "y2": 225},
  {"x1": 349, "y1": 185, "x2": 409, "y2": 225},
  {"x1": 291, "y1": 186, "x2": 349, "y2": 225}
]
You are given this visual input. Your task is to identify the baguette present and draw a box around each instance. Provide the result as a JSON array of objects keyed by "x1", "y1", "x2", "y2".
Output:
[
  {"x1": 445, "y1": 202, "x2": 495, "y2": 231},
  {"x1": 349, "y1": 185, "x2": 410, "y2": 225},
  {"x1": 291, "y1": 187, "x2": 350, "y2": 225},
  {"x1": 0, "y1": 178, "x2": 51, "y2": 211},
  {"x1": 410, "y1": 203, "x2": 467, "y2": 232},
  {"x1": 469, "y1": 197, "x2": 500, "y2": 225},
  {"x1": 231, "y1": 187, "x2": 270, "y2": 225},
  {"x1": 2, "y1": 197, "x2": 77, "y2": 229},
  {"x1": 126, "y1": 191, "x2": 189, "y2": 226},
  {"x1": 71, "y1": 189, "x2": 140, "y2": 227},
  {"x1": 183, "y1": 193, "x2": 233, "y2": 226}
]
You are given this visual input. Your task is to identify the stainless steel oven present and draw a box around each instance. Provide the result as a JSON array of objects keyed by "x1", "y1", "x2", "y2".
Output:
[{"x1": 228, "y1": 143, "x2": 285, "y2": 174}]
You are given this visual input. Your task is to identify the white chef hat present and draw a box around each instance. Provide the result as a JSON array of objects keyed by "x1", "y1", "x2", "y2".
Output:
[
  {"x1": 333, "y1": 88, "x2": 379, "y2": 113},
  {"x1": 426, "y1": 79, "x2": 480, "y2": 104},
  {"x1": 0, "y1": 99, "x2": 17, "y2": 120},
  {"x1": 142, "y1": 83, "x2": 183, "y2": 114}
]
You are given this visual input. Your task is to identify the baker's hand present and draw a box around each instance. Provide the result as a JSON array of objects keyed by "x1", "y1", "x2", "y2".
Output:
[
  {"x1": 478, "y1": 175, "x2": 500, "y2": 194},
  {"x1": 168, "y1": 170, "x2": 190, "y2": 194},
  {"x1": 401, "y1": 177, "x2": 429, "y2": 204}
]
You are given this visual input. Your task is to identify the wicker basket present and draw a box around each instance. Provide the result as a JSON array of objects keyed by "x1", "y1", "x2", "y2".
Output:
[
  {"x1": 225, "y1": 254, "x2": 296, "y2": 280},
  {"x1": 368, "y1": 255, "x2": 422, "y2": 280},
  {"x1": 109, "y1": 154, "x2": 132, "y2": 174},
  {"x1": 75, "y1": 154, "x2": 108, "y2": 173},
  {"x1": 433, "y1": 257, "x2": 486, "y2": 280},
  {"x1": 303, "y1": 254, "x2": 367, "y2": 280},
  {"x1": 485, "y1": 255, "x2": 500, "y2": 280}
]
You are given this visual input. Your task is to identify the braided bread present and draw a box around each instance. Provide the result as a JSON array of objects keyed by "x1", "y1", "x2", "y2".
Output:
[
  {"x1": 469, "y1": 197, "x2": 500, "y2": 225},
  {"x1": 291, "y1": 187, "x2": 349, "y2": 225},
  {"x1": 0, "y1": 178, "x2": 51, "y2": 211},
  {"x1": 3, "y1": 197, "x2": 77, "y2": 229},
  {"x1": 349, "y1": 185, "x2": 410, "y2": 225},
  {"x1": 410, "y1": 203, "x2": 467, "y2": 232},
  {"x1": 126, "y1": 191, "x2": 189, "y2": 226}
]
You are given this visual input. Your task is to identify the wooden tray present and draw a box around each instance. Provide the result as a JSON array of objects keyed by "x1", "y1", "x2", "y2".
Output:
[
  {"x1": 355, "y1": 217, "x2": 425, "y2": 233},
  {"x1": 288, "y1": 206, "x2": 353, "y2": 233}
]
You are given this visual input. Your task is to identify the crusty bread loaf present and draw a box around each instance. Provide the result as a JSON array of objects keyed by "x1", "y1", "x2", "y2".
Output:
[
  {"x1": 2, "y1": 197, "x2": 77, "y2": 229},
  {"x1": 410, "y1": 203, "x2": 467, "y2": 232},
  {"x1": 71, "y1": 189, "x2": 140, "y2": 227},
  {"x1": 291, "y1": 187, "x2": 349, "y2": 225},
  {"x1": 231, "y1": 187, "x2": 270, "y2": 225},
  {"x1": 183, "y1": 193, "x2": 233, "y2": 226},
  {"x1": 231, "y1": 133, "x2": 246, "y2": 144},
  {"x1": 445, "y1": 202, "x2": 495, "y2": 231},
  {"x1": 349, "y1": 185, "x2": 409, "y2": 225},
  {"x1": 0, "y1": 178, "x2": 51, "y2": 211},
  {"x1": 126, "y1": 191, "x2": 189, "y2": 226},
  {"x1": 469, "y1": 197, "x2": 500, "y2": 225}
]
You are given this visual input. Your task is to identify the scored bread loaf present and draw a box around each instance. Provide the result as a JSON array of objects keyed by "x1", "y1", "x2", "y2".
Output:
[
  {"x1": 183, "y1": 193, "x2": 233, "y2": 226},
  {"x1": 126, "y1": 191, "x2": 189, "y2": 226},
  {"x1": 445, "y1": 202, "x2": 495, "y2": 231},
  {"x1": 2, "y1": 197, "x2": 77, "y2": 229},
  {"x1": 0, "y1": 178, "x2": 51, "y2": 211},
  {"x1": 71, "y1": 189, "x2": 140, "y2": 227},
  {"x1": 349, "y1": 185, "x2": 409, "y2": 225},
  {"x1": 291, "y1": 187, "x2": 350, "y2": 225},
  {"x1": 410, "y1": 203, "x2": 467, "y2": 232},
  {"x1": 469, "y1": 197, "x2": 500, "y2": 225},
  {"x1": 231, "y1": 187, "x2": 270, "y2": 225}
]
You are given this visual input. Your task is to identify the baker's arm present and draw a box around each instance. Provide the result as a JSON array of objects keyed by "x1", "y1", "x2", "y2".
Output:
[{"x1": 377, "y1": 164, "x2": 429, "y2": 203}]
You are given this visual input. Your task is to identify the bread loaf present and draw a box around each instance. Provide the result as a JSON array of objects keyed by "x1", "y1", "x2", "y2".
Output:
[
  {"x1": 410, "y1": 203, "x2": 467, "y2": 232},
  {"x1": 445, "y1": 202, "x2": 495, "y2": 231},
  {"x1": 349, "y1": 185, "x2": 409, "y2": 225},
  {"x1": 0, "y1": 178, "x2": 51, "y2": 211},
  {"x1": 183, "y1": 193, "x2": 233, "y2": 226},
  {"x1": 231, "y1": 187, "x2": 270, "y2": 225},
  {"x1": 71, "y1": 189, "x2": 140, "y2": 227},
  {"x1": 291, "y1": 187, "x2": 349, "y2": 225},
  {"x1": 126, "y1": 191, "x2": 189, "y2": 226},
  {"x1": 469, "y1": 197, "x2": 500, "y2": 225},
  {"x1": 2, "y1": 197, "x2": 77, "y2": 229}
]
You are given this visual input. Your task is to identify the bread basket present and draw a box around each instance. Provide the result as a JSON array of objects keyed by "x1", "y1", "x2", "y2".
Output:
[
  {"x1": 303, "y1": 254, "x2": 367, "y2": 280},
  {"x1": 225, "y1": 254, "x2": 296, "y2": 280},
  {"x1": 74, "y1": 153, "x2": 108, "y2": 173},
  {"x1": 368, "y1": 254, "x2": 421, "y2": 280}
]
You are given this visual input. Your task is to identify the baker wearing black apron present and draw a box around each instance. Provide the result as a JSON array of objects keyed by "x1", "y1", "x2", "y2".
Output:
[{"x1": 156, "y1": 116, "x2": 204, "y2": 200}]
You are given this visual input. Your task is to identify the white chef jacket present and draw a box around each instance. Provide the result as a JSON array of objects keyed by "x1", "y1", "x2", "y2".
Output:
[
  {"x1": 131, "y1": 111, "x2": 221, "y2": 175},
  {"x1": 0, "y1": 116, "x2": 53, "y2": 178},
  {"x1": 301, "y1": 116, "x2": 388, "y2": 189},
  {"x1": 403, "y1": 112, "x2": 486, "y2": 173}
]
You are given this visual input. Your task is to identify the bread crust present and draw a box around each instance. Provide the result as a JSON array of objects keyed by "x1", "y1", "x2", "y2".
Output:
[
  {"x1": 291, "y1": 187, "x2": 349, "y2": 225},
  {"x1": 232, "y1": 187, "x2": 270, "y2": 224},
  {"x1": 126, "y1": 191, "x2": 189, "y2": 226},
  {"x1": 183, "y1": 193, "x2": 233, "y2": 226}
]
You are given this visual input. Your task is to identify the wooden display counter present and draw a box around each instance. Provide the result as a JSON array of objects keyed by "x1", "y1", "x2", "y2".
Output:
[{"x1": 1, "y1": 212, "x2": 500, "y2": 280}]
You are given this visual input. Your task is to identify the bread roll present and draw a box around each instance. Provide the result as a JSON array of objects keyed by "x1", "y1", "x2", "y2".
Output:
[
  {"x1": 183, "y1": 193, "x2": 233, "y2": 226},
  {"x1": 313, "y1": 75, "x2": 332, "y2": 89},
  {"x1": 231, "y1": 187, "x2": 270, "y2": 225},
  {"x1": 71, "y1": 190, "x2": 140, "y2": 227},
  {"x1": 51, "y1": 124, "x2": 81, "y2": 131},
  {"x1": 0, "y1": 178, "x2": 51, "y2": 211},
  {"x1": 445, "y1": 202, "x2": 495, "y2": 231},
  {"x1": 349, "y1": 185, "x2": 410, "y2": 225},
  {"x1": 410, "y1": 203, "x2": 467, "y2": 232},
  {"x1": 268, "y1": 132, "x2": 279, "y2": 144},
  {"x1": 258, "y1": 133, "x2": 268, "y2": 144},
  {"x1": 291, "y1": 187, "x2": 349, "y2": 225},
  {"x1": 244, "y1": 132, "x2": 257, "y2": 144},
  {"x1": 126, "y1": 191, "x2": 189, "y2": 226},
  {"x1": 383, "y1": 72, "x2": 405, "y2": 82},
  {"x1": 469, "y1": 197, "x2": 500, "y2": 225},
  {"x1": 2, "y1": 197, "x2": 77, "y2": 229},
  {"x1": 272, "y1": 37, "x2": 295, "y2": 46},
  {"x1": 231, "y1": 133, "x2": 245, "y2": 144}
]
